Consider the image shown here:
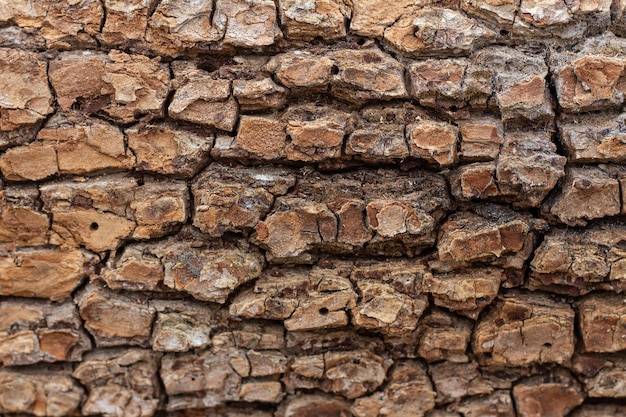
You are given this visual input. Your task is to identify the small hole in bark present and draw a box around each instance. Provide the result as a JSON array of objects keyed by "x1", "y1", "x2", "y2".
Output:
[
  {"x1": 331, "y1": 65, "x2": 339, "y2": 75},
  {"x1": 543, "y1": 343, "x2": 552, "y2": 348},
  {"x1": 450, "y1": 105, "x2": 458, "y2": 112},
  {"x1": 319, "y1": 307, "x2": 329, "y2": 315},
  {"x1": 90, "y1": 222, "x2": 99, "y2": 231},
  {"x1": 356, "y1": 38, "x2": 366, "y2": 46},
  {"x1": 500, "y1": 29, "x2": 510, "y2": 36}
]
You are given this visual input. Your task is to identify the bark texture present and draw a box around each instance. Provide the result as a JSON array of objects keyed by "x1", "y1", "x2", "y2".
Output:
[{"x1": 1, "y1": 0, "x2": 626, "y2": 416}]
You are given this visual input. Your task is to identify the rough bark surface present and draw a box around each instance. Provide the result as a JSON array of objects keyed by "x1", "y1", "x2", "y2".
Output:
[{"x1": 1, "y1": 0, "x2": 626, "y2": 416}]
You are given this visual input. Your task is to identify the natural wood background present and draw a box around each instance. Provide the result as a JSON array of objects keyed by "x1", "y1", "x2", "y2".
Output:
[{"x1": 1, "y1": 0, "x2": 626, "y2": 416}]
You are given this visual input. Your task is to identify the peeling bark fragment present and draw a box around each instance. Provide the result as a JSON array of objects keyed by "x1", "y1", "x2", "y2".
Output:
[
  {"x1": 76, "y1": 282, "x2": 155, "y2": 347},
  {"x1": 131, "y1": 179, "x2": 189, "y2": 239},
  {"x1": 351, "y1": 259, "x2": 429, "y2": 336},
  {"x1": 347, "y1": 124, "x2": 408, "y2": 162},
  {"x1": 150, "y1": 299, "x2": 216, "y2": 353},
  {"x1": 213, "y1": 0, "x2": 282, "y2": 47},
  {"x1": 232, "y1": 116, "x2": 288, "y2": 161},
  {"x1": 353, "y1": 279, "x2": 428, "y2": 335},
  {"x1": 266, "y1": 52, "x2": 334, "y2": 92},
  {"x1": 512, "y1": 370, "x2": 584, "y2": 417},
  {"x1": 279, "y1": 0, "x2": 350, "y2": 40},
  {"x1": 169, "y1": 61, "x2": 238, "y2": 132},
  {"x1": 578, "y1": 293, "x2": 626, "y2": 353},
  {"x1": 409, "y1": 58, "x2": 470, "y2": 113},
  {"x1": 346, "y1": 102, "x2": 426, "y2": 163},
  {"x1": 0, "y1": 143, "x2": 58, "y2": 181},
  {"x1": 127, "y1": 124, "x2": 213, "y2": 178},
  {"x1": 0, "y1": 248, "x2": 94, "y2": 300},
  {"x1": 515, "y1": 0, "x2": 611, "y2": 40},
  {"x1": 495, "y1": 131, "x2": 566, "y2": 208},
  {"x1": 230, "y1": 265, "x2": 356, "y2": 331},
  {"x1": 234, "y1": 77, "x2": 287, "y2": 112},
  {"x1": 147, "y1": 0, "x2": 220, "y2": 56},
  {"x1": 424, "y1": 268, "x2": 504, "y2": 319},
  {"x1": 552, "y1": 33, "x2": 626, "y2": 113},
  {"x1": 383, "y1": 7, "x2": 496, "y2": 57},
  {"x1": 0, "y1": 48, "x2": 53, "y2": 135},
  {"x1": 285, "y1": 329, "x2": 385, "y2": 355},
  {"x1": 36, "y1": 112, "x2": 135, "y2": 176},
  {"x1": 544, "y1": 166, "x2": 621, "y2": 226},
  {"x1": 282, "y1": 103, "x2": 350, "y2": 163},
  {"x1": 40, "y1": 175, "x2": 188, "y2": 251},
  {"x1": 417, "y1": 308, "x2": 473, "y2": 363},
  {"x1": 161, "y1": 348, "x2": 244, "y2": 410},
  {"x1": 240, "y1": 381, "x2": 284, "y2": 403},
  {"x1": 192, "y1": 163, "x2": 296, "y2": 237},
  {"x1": 530, "y1": 227, "x2": 626, "y2": 295},
  {"x1": 0, "y1": 186, "x2": 49, "y2": 247},
  {"x1": 559, "y1": 112, "x2": 626, "y2": 163},
  {"x1": 49, "y1": 50, "x2": 170, "y2": 124},
  {"x1": 406, "y1": 120, "x2": 459, "y2": 167},
  {"x1": 578, "y1": 356, "x2": 626, "y2": 398},
  {"x1": 47, "y1": 206, "x2": 130, "y2": 251},
  {"x1": 407, "y1": 56, "x2": 492, "y2": 113},
  {"x1": 284, "y1": 354, "x2": 325, "y2": 389},
  {"x1": 450, "y1": 162, "x2": 499, "y2": 201},
  {"x1": 0, "y1": 299, "x2": 91, "y2": 366},
  {"x1": 451, "y1": 390, "x2": 515, "y2": 417},
  {"x1": 254, "y1": 198, "x2": 337, "y2": 262},
  {"x1": 245, "y1": 350, "x2": 288, "y2": 377},
  {"x1": 459, "y1": 118, "x2": 504, "y2": 161},
  {"x1": 10, "y1": 143, "x2": 57, "y2": 182},
  {"x1": 256, "y1": 169, "x2": 450, "y2": 261},
  {"x1": 103, "y1": 244, "x2": 164, "y2": 291},
  {"x1": 159, "y1": 237, "x2": 264, "y2": 303},
  {"x1": 0, "y1": 367, "x2": 84, "y2": 417},
  {"x1": 462, "y1": 0, "x2": 611, "y2": 39},
  {"x1": 430, "y1": 361, "x2": 494, "y2": 404},
  {"x1": 328, "y1": 48, "x2": 407, "y2": 104},
  {"x1": 473, "y1": 292, "x2": 575, "y2": 366},
  {"x1": 215, "y1": 322, "x2": 285, "y2": 351},
  {"x1": 0, "y1": 0, "x2": 102, "y2": 49},
  {"x1": 276, "y1": 393, "x2": 352, "y2": 417},
  {"x1": 352, "y1": 360, "x2": 436, "y2": 417},
  {"x1": 366, "y1": 199, "x2": 431, "y2": 239},
  {"x1": 407, "y1": 47, "x2": 552, "y2": 120},
  {"x1": 73, "y1": 348, "x2": 161, "y2": 417},
  {"x1": 461, "y1": 0, "x2": 517, "y2": 33},
  {"x1": 99, "y1": 0, "x2": 154, "y2": 47},
  {"x1": 0, "y1": 25, "x2": 46, "y2": 51},
  {"x1": 152, "y1": 313, "x2": 211, "y2": 352},
  {"x1": 350, "y1": 0, "x2": 416, "y2": 38},
  {"x1": 285, "y1": 349, "x2": 391, "y2": 399},
  {"x1": 480, "y1": 47, "x2": 553, "y2": 121},
  {"x1": 435, "y1": 207, "x2": 542, "y2": 279}
]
